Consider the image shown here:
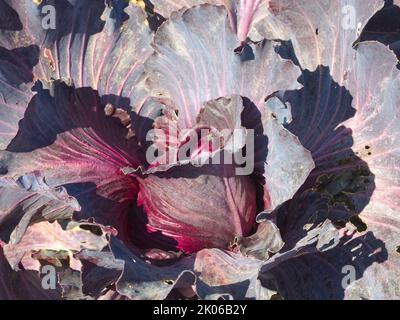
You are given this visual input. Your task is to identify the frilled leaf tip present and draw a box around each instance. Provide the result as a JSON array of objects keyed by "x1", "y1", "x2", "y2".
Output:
[{"x1": 0, "y1": 0, "x2": 399, "y2": 300}]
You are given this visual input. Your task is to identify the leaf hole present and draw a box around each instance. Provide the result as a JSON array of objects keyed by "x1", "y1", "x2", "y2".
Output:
[
  {"x1": 234, "y1": 43, "x2": 255, "y2": 62},
  {"x1": 79, "y1": 224, "x2": 103, "y2": 236},
  {"x1": 350, "y1": 216, "x2": 368, "y2": 233},
  {"x1": 164, "y1": 279, "x2": 175, "y2": 285}
]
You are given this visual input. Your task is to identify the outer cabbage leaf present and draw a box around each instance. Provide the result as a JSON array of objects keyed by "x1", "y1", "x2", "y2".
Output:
[
  {"x1": 247, "y1": 97, "x2": 315, "y2": 212},
  {"x1": 0, "y1": 81, "x2": 140, "y2": 233},
  {"x1": 0, "y1": 0, "x2": 153, "y2": 149},
  {"x1": 145, "y1": 4, "x2": 301, "y2": 128},
  {"x1": 150, "y1": 0, "x2": 265, "y2": 42},
  {"x1": 340, "y1": 42, "x2": 400, "y2": 299},
  {"x1": 3, "y1": 220, "x2": 112, "y2": 271},
  {"x1": 238, "y1": 1, "x2": 400, "y2": 298},
  {"x1": 0, "y1": 171, "x2": 80, "y2": 245},
  {"x1": 257, "y1": 42, "x2": 400, "y2": 299},
  {"x1": 193, "y1": 248, "x2": 271, "y2": 299},
  {"x1": 252, "y1": 0, "x2": 383, "y2": 84}
]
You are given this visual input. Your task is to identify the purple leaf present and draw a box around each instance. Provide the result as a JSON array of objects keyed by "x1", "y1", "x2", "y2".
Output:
[
  {"x1": 242, "y1": 97, "x2": 315, "y2": 212},
  {"x1": 0, "y1": 171, "x2": 80, "y2": 246},
  {"x1": 261, "y1": 98, "x2": 314, "y2": 211},
  {"x1": 0, "y1": 81, "x2": 141, "y2": 231},
  {"x1": 252, "y1": 0, "x2": 383, "y2": 84},
  {"x1": 152, "y1": 0, "x2": 265, "y2": 42},
  {"x1": 259, "y1": 42, "x2": 400, "y2": 299},
  {"x1": 3, "y1": 220, "x2": 111, "y2": 271},
  {"x1": 1, "y1": 1, "x2": 153, "y2": 115},
  {"x1": 339, "y1": 42, "x2": 400, "y2": 299},
  {"x1": 145, "y1": 4, "x2": 301, "y2": 128},
  {"x1": 193, "y1": 248, "x2": 275, "y2": 299}
]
